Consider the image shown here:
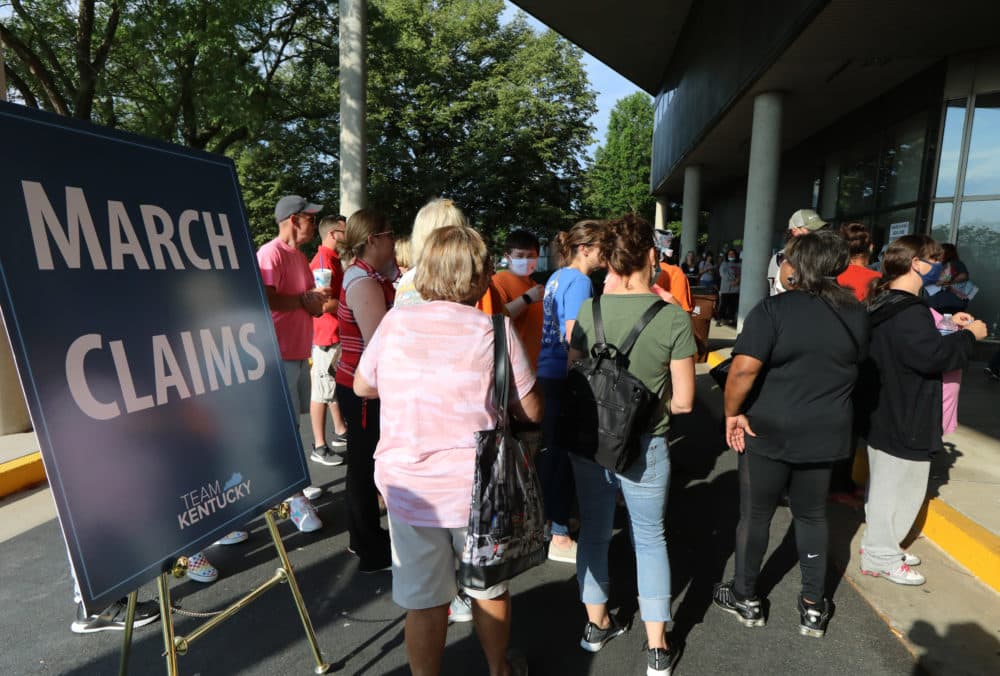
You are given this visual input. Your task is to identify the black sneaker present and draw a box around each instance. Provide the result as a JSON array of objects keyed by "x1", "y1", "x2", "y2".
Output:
[
  {"x1": 329, "y1": 430, "x2": 348, "y2": 448},
  {"x1": 647, "y1": 647, "x2": 677, "y2": 676},
  {"x1": 712, "y1": 580, "x2": 765, "y2": 627},
  {"x1": 580, "y1": 614, "x2": 627, "y2": 652},
  {"x1": 71, "y1": 598, "x2": 160, "y2": 634},
  {"x1": 310, "y1": 445, "x2": 344, "y2": 466},
  {"x1": 797, "y1": 595, "x2": 831, "y2": 638}
]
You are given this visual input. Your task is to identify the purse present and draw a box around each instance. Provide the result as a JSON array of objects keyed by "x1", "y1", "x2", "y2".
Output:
[{"x1": 457, "y1": 316, "x2": 547, "y2": 590}]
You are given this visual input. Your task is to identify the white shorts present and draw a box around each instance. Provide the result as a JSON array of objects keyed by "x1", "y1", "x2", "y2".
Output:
[
  {"x1": 310, "y1": 344, "x2": 341, "y2": 404},
  {"x1": 387, "y1": 514, "x2": 507, "y2": 610}
]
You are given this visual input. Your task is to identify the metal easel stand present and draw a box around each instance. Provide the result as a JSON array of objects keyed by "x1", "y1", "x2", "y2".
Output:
[{"x1": 118, "y1": 503, "x2": 330, "y2": 676}]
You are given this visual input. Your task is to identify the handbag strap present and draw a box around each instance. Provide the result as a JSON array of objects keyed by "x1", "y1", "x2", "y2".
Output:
[
  {"x1": 816, "y1": 295, "x2": 860, "y2": 358},
  {"x1": 491, "y1": 314, "x2": 510, "y2": 426}
]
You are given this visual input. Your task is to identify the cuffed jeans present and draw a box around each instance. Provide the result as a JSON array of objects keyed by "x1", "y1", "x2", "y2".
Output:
[{"x1": 570, "y1": 433, "x2": 672, "y2": 622}]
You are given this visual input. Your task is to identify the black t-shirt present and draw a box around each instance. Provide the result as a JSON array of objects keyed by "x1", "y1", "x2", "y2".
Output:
[{"x1": 733, "y1": 291, "x2": 870, "y2": 463}]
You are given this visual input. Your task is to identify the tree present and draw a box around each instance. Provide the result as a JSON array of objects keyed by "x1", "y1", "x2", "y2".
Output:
[{"x1": 584, "y1": 91, "x2": 654, "y2": 221}]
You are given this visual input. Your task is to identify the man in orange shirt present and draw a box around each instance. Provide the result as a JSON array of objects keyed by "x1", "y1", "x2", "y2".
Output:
[
  {"x1": 653, "y1": 229, "x2": 693, "y2": 312},
  {"x1": 491, "y1": 230, "x2": 545, "y2": 368}
]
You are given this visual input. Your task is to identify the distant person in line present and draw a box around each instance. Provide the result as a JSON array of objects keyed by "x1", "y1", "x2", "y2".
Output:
[
  {"x1": 394, "y1": 198, "x2": 469, "y2": 307},
  {"x1": 926, "y1": 243, "x2": 972, "y2": 314},
  {"x1": 491, "y1": 229, "x2": 546, "y2": 369},
  {"x1": 859, "y1": 235, "x2": 987, "y2": 586},
  {"x1": 716, "y1": 248, "x2": 741, "y2": 327},
  {"x1": 537, "y1": 219, "x2": 605, "y2": 564},
  {"x1": 257, "y1": 194, "x2": 332, "y2": 533},
  {"x1": 335, "y1": 208, "x2": 399, "y2": 573},
  {"x1": 681, "y1": 250, "x2": 699, "y2": 279},
  {"x1": 714, "y1": 230, "x2": 868, "y2": 639},
  {"x1": 568, "y1": 213, "x2": 695, "y2": 676},
  {"x1": 698, "y1": 251, "x2": 717, "y2": 288},
  {"x1": 653, "y1": 229, "x2": 693, "y2": 312},
  {"x1": 767, "y1": 209, "x2": 829, "y2": 295},
  {"x1": 355, "y1": 225, "x2": 540, "y2": 676},
  {"x1": 308, "y1": 214, "x2": 349, "y2": 467},
  {"x1": 394, "y1": 235, "x2": 413, "y2": 279}
]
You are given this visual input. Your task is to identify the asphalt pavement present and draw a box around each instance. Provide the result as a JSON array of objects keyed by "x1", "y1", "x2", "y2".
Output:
[{"x1": 0, "y1": 374, "x2": 920, "y2": 676}]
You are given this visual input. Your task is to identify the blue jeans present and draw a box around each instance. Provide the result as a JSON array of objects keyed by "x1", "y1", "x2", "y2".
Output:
[
  {"x1": 538, "y1": 377, "x2": 574, "y2": 536},
  {"x1": 570, "y1": 434, "x2": 672, "y2": 622}
]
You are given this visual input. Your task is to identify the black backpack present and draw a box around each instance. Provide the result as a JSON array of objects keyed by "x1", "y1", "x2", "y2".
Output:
[{"x1": 558, "y1": 298, "x2": 668, "y2": 473}]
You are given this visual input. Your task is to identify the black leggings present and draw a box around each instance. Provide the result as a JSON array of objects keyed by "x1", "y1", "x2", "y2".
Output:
[
  {"x1": 336, "y1": 383, "x2": 390, "y2": 565},
  {"x1": 733, "y1": 452, "x2": 832, "y2": 603}
]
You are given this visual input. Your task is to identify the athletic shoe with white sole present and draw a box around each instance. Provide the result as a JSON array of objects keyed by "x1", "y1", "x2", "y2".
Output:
[
  {"x1": 797, "y1": 595, "x2": 831, "y2": 638},
  {"x1": 213, "y1": 530, "x2": 248, "y2": 546},
  {"x1": 302, "y1": 485, "x2": 323, "y2": 500},
  {"x1": 310, "y1": 444, "x2": 344, "y2": 466},
  {"x1": 448, "y1": 593, "x2": 473, "y2": 624},
  {"x1": 579, "y1": 615, "x2": 627, "y2": 652},
  {"x1": 647, "y1": 646, "x2": 678, "y2": 676},
  {"x1": 186, "y1": 552, "x2": 218, "y2": 583},
  {"x1": 860, "y1": 562, "x2": 925, "y2": 585},
  {"x1": 329, "y1": 431, "x2": 348, "y2": 448},
  {"x1": 712, "y1": 580, "x2": 765, "y2": 627},
  {"x1": 288, "y1": 495, "x2": 323, "y2": 532},
  {"x1": 548, "y1": 539, "x2": 577, "y2": 564},
  {"x1": 71, "y1": 598, "x2": 160, "y2": 634}
]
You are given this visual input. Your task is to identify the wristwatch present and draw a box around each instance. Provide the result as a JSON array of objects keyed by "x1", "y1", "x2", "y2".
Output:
[{"x1": 521, "y1": 293, "x2": 533, "y2": 305}]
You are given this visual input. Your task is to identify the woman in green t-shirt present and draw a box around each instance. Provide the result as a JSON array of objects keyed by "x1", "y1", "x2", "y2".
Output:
[{"x1": 567, "y1": 213, "x2": 696, "y2": 675}]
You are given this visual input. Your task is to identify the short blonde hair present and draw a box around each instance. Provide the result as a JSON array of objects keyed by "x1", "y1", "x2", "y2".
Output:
[
  {"x1": 411, "y1": 198, "x2": 469, "y2": 265},
  {"x1": 394, "y1": 236, "x2": 413, "y2": 269},
  {"x1": 339, "y1": 208, "x2": 389, "y2": 261},
  {"x1": 415, "y1": 226, "x2": 491, "y2": 304}
]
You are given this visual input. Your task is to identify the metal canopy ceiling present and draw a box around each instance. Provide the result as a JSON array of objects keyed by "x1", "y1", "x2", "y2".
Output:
[{"x1": 509, "y1": 1, "x2": 693, "y2": 94}]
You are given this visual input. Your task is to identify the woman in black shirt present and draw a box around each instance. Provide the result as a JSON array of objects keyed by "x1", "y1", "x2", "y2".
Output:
[{"x1": 713, "y1": 231, "x2": 868, "y2": 639}]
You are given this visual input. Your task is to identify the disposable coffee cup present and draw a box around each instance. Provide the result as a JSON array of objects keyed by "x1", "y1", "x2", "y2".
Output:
[{"x1": 313, "y1": 267, "x2": 332, "y2": 288}]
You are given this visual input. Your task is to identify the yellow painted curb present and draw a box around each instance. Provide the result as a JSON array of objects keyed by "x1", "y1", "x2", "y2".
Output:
[
  {"x1": 706, "y1": 350, "x2": 726, "y2": 369},
  {"x1": 0, "y1": 452, "x2": 46, "y2": 498},
  {"x1": 918, "y1": 497, "x2": 1000, "y2": 593}
]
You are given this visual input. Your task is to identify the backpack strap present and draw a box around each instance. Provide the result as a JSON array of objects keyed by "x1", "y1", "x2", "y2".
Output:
[
  {"x1": 619, "y1": 300, "x2": 669, "y2": 356},
  {"x1": 491, "y1": 314, "x2": 510, "y2": 426}
]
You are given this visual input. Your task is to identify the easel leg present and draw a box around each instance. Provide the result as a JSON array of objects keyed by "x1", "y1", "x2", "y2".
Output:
[
  {"x1": 264, "y1": 508, "x2": 331, "y2": 674},
  {"x1": 117, "y1": 590, "x2": 139, "y2": 676},
  {"x1": 157, "y1": 573, "x2": 179, "y2": 676}
]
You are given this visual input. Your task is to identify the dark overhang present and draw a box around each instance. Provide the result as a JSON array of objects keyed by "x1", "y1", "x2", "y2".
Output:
[{"x1": 509, "y1": 1, "x2": 693, "y2": 95}]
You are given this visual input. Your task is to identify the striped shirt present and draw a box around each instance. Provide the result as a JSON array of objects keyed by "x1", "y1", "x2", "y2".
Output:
[{"x1": 334, "y1": 258, "x2": 395, "y2": 388}]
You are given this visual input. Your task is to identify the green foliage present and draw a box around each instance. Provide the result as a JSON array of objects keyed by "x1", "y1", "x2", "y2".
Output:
[
  {"x1": 2, "y1": 1, "x2": 596, "y2": 247},
  {"x1": 584, "y1": 91, "x2": 654, "y2": 221}
]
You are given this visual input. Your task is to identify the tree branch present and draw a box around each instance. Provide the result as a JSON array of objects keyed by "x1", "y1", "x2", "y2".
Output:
[
  {"x1": 5, "y1": 64, "x2": 39, "y2": 108},
  {"x1": 0, "y1": 21, "x2": 71, "y2": 114},
  {"x1": 10, "y1": 0, "x2": 75, "y2": 96}
]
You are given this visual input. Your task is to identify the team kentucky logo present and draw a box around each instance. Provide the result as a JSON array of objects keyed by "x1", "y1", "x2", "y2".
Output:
[{"x1": 177, "y1": 472, "x2": 252, "y2": 529}]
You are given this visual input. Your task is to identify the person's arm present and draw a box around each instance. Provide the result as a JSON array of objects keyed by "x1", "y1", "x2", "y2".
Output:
[
  {"x1": 509, "y1": 382, "x2": 543, "y2": 423},
  {"x1": 347, "y1": 278, "x2": 390, "y2": 344},
  {"x1": 353, "y1": 371, "x2": 378, "y2": 398},
  {"x1": 265, "y1": 285, "x2": 330, "y2": 316},
  {"x1": 724, "y1": 354, "x2": 762, "y2": 452},
  {"x1": 505, "y1": 283, "x2": 543, "y2": 319},
  {"x1": 669, "y1": 357, "x2": 695, "y2": 414},
  {"x1": 894, "y1": 306, "x2": 984, "y2": 374}
]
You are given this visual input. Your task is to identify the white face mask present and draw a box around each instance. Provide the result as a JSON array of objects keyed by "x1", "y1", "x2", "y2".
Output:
[{"x1": 508, "y1": 257, "x2": 538, "y2": 276}]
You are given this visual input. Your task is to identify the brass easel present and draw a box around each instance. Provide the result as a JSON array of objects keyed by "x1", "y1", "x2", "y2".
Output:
[{"x1": 118, "y1": 503, "x2": 330, "y2": 675}]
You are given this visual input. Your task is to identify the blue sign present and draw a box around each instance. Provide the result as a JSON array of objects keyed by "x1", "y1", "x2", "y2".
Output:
[{"x1": 0, "y1": 102, "x2": 309, "y2": 612}]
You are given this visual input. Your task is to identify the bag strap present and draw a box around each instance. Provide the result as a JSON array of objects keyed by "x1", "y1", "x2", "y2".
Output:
[
  {"x1": 619, "y1": 300, "x2": 669, "y2": 356},
  {"x1": 816, "y1": 295, "x2": 860, "y2": 357},
  {"x1": 491, "y1": 314, "x2": 510, "y2": 426},
  {"x1": 592, "y1": 296, "x2": 607, "y2": 346}
]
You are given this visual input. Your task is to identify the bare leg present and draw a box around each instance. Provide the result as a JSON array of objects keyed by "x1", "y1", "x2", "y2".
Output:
[
  {"x1": 328, "y1": 401, "x2": 348, "y2": 436},
  {"x1": 584, "y1": 602, "x2": 610, "y2": 628},
  {"x1": 405, "y1": 605, "x2": 449, "y2": 676},
  {"x1": 644, "y1": 620, "x2": 668, "y2": 650},
  {"x1": 472, "y1": 592, "x2": 512, "y2": 676},
  {"x1": 309, "y1": 400, "x2": 328, "y2": 448},
  {"x1": 551, "y1": 533, "x2": 573, "y2": 547}
]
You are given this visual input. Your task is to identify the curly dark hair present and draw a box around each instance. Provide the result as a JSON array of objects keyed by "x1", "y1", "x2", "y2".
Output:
[{"x1": 599, "y1": 213, "x2": 654, "y2": 277}]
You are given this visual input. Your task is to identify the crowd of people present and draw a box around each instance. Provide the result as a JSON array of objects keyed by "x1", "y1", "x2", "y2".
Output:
[{"x1": 69, "y1": 197, "x2": 993, "y2": 676}]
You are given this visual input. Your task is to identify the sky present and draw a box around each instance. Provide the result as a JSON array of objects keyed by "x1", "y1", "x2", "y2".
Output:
[{"x1": 501, "y1": 2, "x2": 643, "y2": 159}]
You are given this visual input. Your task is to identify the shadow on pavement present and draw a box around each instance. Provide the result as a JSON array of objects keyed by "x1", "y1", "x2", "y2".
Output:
[{"x1": 908, "y1": 619, "x2": 1000, "y2": 676}]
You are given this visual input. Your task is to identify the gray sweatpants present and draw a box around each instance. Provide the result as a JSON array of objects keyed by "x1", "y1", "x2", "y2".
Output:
[{"x1": 860, "y1": 446, "x2": 930, "y2": 572}]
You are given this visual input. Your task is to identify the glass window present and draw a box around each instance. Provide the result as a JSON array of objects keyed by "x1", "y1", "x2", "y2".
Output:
[
  {"x1": 873, "y1": 207, "x2": 916, "y2": 252},
  {"x1": 837, "y1": 137, "x2": 879, "y2": 217},
  {"x1": 964, "y1": 92, "x2": 1000, "y2": 196},
  {"x1": 880, "y1": 114, "x2": 926, "y2": 207},
  {"x1": 931, "y1": 202, "x2": 954, "y2": 243},
  {"x1": 956, "y1": 200, "x2": 1000, "y2": 329},
  {"x1": 936, "y1": 99, "x2": 968, "y2": 198}
]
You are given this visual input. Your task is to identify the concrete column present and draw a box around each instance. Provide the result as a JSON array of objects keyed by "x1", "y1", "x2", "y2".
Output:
[
  {"x1": 339, "y1": 0, "x2": 367, "y2": 217},
  {"x1": 654, "y1": 197, "x2": 668, "y2": 230},
  {"x1": 820, "y1": 156, "x2": 839, "y2": 220},
  {"x1": 737, "y1": 92, "x2": 783, "y2": 329},
  {"x1": 681, "y1": 165, "x2": 701, "y2": 259}
]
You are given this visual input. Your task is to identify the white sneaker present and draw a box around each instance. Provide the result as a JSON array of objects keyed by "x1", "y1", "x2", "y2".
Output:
[
  {"x1": 861, "y1": 562, "x2": 925, "y2": 585},
  {"x1": 186, "y1": 552, "x2": 218, "y2": 583},
  {"x1": 213, "y1": 530, "x2": 248, "y2": 546},
  {"x1": 548, "y1": 539, "x2": 578, "y2": 563},
  {"x1": 302, "y1": 485, "x2": 323, "y2": 501},
  {"x1": 289, "y1": 495, "x2": 322, "y2": 533},
  {"x1": 859, "y1": 548, "x2": 921, "y2": 567},
  {"x1": 448, "y1": 593, "x2": 473, "y2": 624}
]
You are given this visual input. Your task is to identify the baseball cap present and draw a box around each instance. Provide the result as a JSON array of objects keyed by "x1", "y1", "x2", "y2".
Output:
[
  {"x1": 274, "y1": 195, "x2": 323, "y2": 224},
  {"x1": 788, "y1": 209, "x2": 827, "y2": 231}
]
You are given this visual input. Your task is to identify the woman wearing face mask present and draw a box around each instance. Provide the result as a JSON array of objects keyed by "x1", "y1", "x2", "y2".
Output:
[
  {"x1": 537, "y1": 219, "x2": 606, "y2": 564},
  {"x1": 491, "y1": 229, "x2": 545, "y2": 368},
  {"x1": 699, "y1": 252, "x2": 717, "y2": 289},
  {"x1": 716, "y1": 249, "x2": 741, "y2": 327},
  {"x1": 859, "y1": 235, "x2": 987, "y2": 585}
]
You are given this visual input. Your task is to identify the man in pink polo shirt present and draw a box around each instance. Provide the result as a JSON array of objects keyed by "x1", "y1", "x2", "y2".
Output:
[{"x1": 257, "y1": 195, "x2": 333, "y2": 533}]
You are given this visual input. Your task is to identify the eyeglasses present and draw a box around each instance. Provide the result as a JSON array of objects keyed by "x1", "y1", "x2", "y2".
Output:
[
  {"x1": 371, "y1": 230, "x2": 395, "y2": 240},
  {"x1": 331, "y1": 229, "x2": 345, "y2": 235}
]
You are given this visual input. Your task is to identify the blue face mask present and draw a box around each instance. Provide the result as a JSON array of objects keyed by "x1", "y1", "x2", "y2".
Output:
[{"x1": 919, "y1": 261, "x2": 943, "y2": 286}]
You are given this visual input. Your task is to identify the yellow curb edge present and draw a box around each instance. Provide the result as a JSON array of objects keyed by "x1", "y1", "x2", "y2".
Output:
[
  {"x1": 706, "y1": 349, "x2": 727, "y2": 369},
  {"x1": 919, "y1": 496, "x2": 1000, "y2": 593},
  {"x1": 0, "y1": 452, "x2": 46, "y2": 499}
]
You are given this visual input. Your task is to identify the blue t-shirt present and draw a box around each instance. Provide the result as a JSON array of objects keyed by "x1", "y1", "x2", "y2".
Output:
[{"x1": 537, "y1": 267, "x2": 594, "y2": 378}]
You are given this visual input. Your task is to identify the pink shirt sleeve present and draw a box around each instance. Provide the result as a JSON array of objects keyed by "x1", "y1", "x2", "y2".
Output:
[
  {"x1": 256, "y1": 245, "x2": 282, "y2": 289},
  {"x1": 505, "y1": 317, "x2": 536, "y2": 400}
]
